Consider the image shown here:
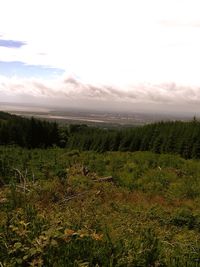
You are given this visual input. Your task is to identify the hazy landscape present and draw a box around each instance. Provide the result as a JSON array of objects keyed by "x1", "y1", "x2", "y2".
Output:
[
  {"x1": 1, "y1": 0, "x2": 200, "y2": 265},
  {"x1": 0, "y1": 102, "x2": 196, "y2": 127}
]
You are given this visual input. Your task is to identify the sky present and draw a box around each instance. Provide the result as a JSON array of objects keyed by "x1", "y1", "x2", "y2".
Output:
[{"x1": 1, "y1": 0, "x2": 200, "y2": 114}]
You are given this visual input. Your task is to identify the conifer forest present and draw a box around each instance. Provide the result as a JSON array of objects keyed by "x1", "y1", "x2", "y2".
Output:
[{"x1": 1, "y1": 112, "x2": 200, "y2": 266}]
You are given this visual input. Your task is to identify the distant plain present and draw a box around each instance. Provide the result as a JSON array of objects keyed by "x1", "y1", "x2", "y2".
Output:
[{"x1": 0, "y1": 102, "x2": 195, "y2": 127}]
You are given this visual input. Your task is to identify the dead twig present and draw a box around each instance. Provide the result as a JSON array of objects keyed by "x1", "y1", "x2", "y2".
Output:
[
  {"x1": 93, "y1": 176, "x2": 113, "y2": 183},
  {"x1": 59, "y1": 191, "x2": 88, "y2": 204},
  {"x1": 13, "y1": 168, "x2": 27, "y2": 193},
  {"x1": 15, "y1": 185, "x2": 31, "y2": 192}
]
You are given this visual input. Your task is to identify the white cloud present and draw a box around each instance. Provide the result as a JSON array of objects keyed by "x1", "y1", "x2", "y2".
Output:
[
  {"x1": 0, "y1": 0, "x2": 200, "y2": 86},
  {"x1": 1, "y1": 0, "x2": 200, "y2": 115}
]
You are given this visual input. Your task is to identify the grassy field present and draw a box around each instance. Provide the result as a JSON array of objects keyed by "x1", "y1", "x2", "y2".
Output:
[{"x1": 1, "y1": 147, "x2": 200, "y2": 266}]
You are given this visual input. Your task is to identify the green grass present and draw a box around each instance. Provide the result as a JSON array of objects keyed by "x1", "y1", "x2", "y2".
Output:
[{"x1": 1, "y1": 147, "x2": 200, "y2": 266}]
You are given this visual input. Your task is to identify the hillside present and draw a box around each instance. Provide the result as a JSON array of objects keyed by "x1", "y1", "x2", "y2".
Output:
[
  {"x1": 1, "y1": 147, "x2": 200, "y2": 266},
  {"x1": 0, "y1": 111, "x2": 17, "y2": 121},
  {"x1": 1, "y1": 112, "x2": 200, "y2": 159},
  {"x1": 1, "y1": 113, "x2": 200, "y2": 266}
]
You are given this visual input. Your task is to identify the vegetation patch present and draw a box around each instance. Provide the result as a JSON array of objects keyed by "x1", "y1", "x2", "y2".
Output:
[{"x1": 1, "y1": 147, "x2": 200, "y2": 266}]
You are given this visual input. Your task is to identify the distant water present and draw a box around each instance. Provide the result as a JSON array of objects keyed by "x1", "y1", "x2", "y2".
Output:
[{"x1": 43, "y1": 115, "x2": 105, "y2": 123}]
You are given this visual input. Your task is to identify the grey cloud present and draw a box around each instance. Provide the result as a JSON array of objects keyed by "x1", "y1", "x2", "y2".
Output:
[
  {"x1": 32, "y1": 82, "x2": 54, "y2": 96},
  {"x1": 64, "y1": 77, "x2": 80, "y2": 86},
  {"x1": 1, "y1": 76, "x2": 200, "y2": 113}
]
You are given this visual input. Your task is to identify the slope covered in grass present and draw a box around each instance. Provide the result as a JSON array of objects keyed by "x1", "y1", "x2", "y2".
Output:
[{"x1": 1, "y1": 147, "x2": 200, "y2": 266}]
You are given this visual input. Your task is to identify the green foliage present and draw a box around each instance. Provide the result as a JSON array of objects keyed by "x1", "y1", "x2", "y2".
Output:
[
  {"x1": 2, "y1": 111, "x2": 200, "y2": 159},
  {"x1": 171, "y1": 208, "x2": 195, "y2": 228},
  {"x1": 1, "y1": 148, "x2": 200, "y2": 265},
  {"x1": 0, "y1": 112, "x2": 60, "y2": 148}
]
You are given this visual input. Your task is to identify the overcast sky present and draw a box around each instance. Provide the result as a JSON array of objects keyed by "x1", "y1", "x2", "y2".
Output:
[{"x1": 1, "y1": 0, "x2": 200, "y2": 113}]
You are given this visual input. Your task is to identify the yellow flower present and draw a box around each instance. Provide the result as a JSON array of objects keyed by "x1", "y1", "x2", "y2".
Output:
[
  {"x1": 64, "y1": 229, "x2": 75, "y2": 236},
  {"x1": 91, "y1": 233, "x2": 103, "y2": 241}
]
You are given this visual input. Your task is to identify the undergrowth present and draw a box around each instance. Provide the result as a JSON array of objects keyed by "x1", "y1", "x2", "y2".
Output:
[{"x1": 1, "y1": 147, "x2": 200, "y2": 266}]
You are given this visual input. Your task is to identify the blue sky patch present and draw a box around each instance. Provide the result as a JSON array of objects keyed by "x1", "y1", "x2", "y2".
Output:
[
  {"x1": 0, "y1": 61, "x2": 65, "y2": 78},
  {"x1": 0, "y1": 39, "x2": 26, "y2": 48}
]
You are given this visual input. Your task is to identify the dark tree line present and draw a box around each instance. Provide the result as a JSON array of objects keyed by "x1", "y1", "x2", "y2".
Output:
[
  {"x1": 1, "y1": 111, "x2": 200, "y2": 159},
  {"x1": 66, "y1": 119, "x2": 200, "y2": 159},
  {"x1": 0, "y1": 112, "x2": 59, "y2": 148}
]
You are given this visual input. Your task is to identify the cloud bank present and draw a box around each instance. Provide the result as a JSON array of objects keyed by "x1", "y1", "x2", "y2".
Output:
[{"x1": 1, "y1": 75, "x2": 200, "y2": 113}]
